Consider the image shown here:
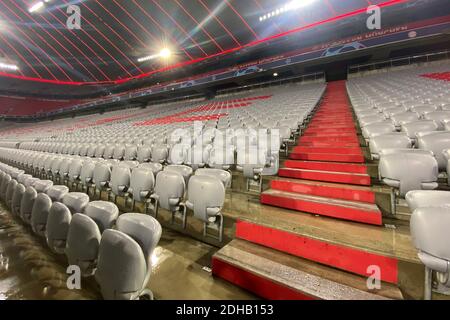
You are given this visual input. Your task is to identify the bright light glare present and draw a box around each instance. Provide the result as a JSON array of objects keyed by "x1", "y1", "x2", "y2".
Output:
[
  {"x1": 259, "y1": 0, "x2": 316, "y2": 22},
  {"x1": 138, "y1": 48, "x2": 172, "y2": 63},
  {"x1": 29, "y1": 1, "x2": 44, "y2": 13},
  {"x1": 159, "y1": 48, "x2": 171, "y2": 59},
  {"x1": 0, "y1": 62, "x2": 19, "y2": 71}
]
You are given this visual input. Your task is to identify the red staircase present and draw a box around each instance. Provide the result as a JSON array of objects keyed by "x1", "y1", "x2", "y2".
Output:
[
  {"x1": 261, "y1": 81, "x2": 382, "y2": 226},
  {"x1": 212, "y1": 81, "x2": 400, "y2": 300}
]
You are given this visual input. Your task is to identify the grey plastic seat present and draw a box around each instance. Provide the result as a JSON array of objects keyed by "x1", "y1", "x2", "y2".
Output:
[
  {"x1": 416, "y1": 131, "x2": 450, "y2": 171},
  {"x1": 46, "y1": 185, "x2": 69, "y2": 202},
  {"x1": 164, "y1": 165, "x2": 193, "y2": 186},
  {"x1": 45, "y1": 202, "x2": 72, "y2": 254},
  {"x1": 0, "y1": 174, "x2": 11, "y2": 201},
  {"x1": 208, "y1": 146, "x2": 235, "y2": 170},
  {"x1": 62, "y1": 192, "x2": 90, "y2": 214},
  {"x1": 93, "y1": 162, "x2": 112, "y2": 198},
  {"x1": 94, "y1": 145, "x2": 106, "y2": 158},
  {"x1": 124, "y1": 145, "x2": 138, "y2": 161},
  {"x1": 80, "y1": 160, "x2": 96, "y2": 194},
  {"x1": 406, "y1": 190, "x2": 450, "y2": 212},
  {"x1": 31, "y1": 193, "x2": 53, "y2": 237},
  {"x1": 34, "y1": 180, "x2": 53, "y2": 194},
  {"x1": 20, "y1": 186, "x2": 38, "y2": 225},
  {"x1": 59, "y1": 158, "x2": 73, "y2": 184},
  {"x1": 150, "y1": 170, "x2": 186, "y2": 227},
  {"x1": 186, "y1": 175, "x2": 226, "y2": 242},
  {"x1": 424, "y1": 111, "x2": 450, "y2": 130},
  {"x1": 195, "y1": 168, "x2": 232, "y2": 188},
  {"x1": 369, "y1": 133, "x2": 412, "y2": 160},
  {"x1": 5, "y1": 179, "x2": 18, "y2": 209},
  {"x1": 66, "y1": 201, "x2": 119, "y2": 276},
  {"x1": 410, "y1": 206, "x2": 450, "y2": 299},
  {"x1": 103, "y1": 144, "x2": 115, "y2": 159},
  {"x1": 95, "y1": 213, "x2": 162, "y2": 300},
  {"x1": 110, "y1": 164, "x2": 131, "y2": 202},
  {"x1": 68, "y1": 159, "x2": 84, "y2": 186},
  {"x1": 87, "y1": 144, "x2": 97, "y2": 157},
  {"x1": 379, "y1": 150, "x2": 439, "y2": 197},
  {"x1": 128, "y1": 167, "x2": 155, "y2": 211},
  {"x1": 113, "y1": 144, "x2": 126, "y2": 160},
  {"x1": 151, "y1": 145, "x2": 168, "y2": 163},
  {"x1": 138, "y1": 163, "x2": 163, "y2": 176},
  {"x1": 362, "y1": 122, "x2": 396, "y2": 140},
  {"x1": 137, "y1": 146, "x2": 151, "y2": 163},
  {"x1": 390, "y1": 112, "x2": 420, "y2": 128},
  {"x1": 400, "y1": 120, "x2": 439, "y2": 140},
  {"x1": 11, "y1": 183, "x2": 26, "y2": 217}
]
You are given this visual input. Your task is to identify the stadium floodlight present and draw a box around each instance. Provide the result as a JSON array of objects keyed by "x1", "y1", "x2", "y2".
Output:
[
  {"x1": 259, "y1": 0, "x2": 317, "y2": 22},
  {"x1": 0, "y1": 61, "x2": 19, "y2": 71},
  {"x1": 29, "y1": 1, "x2": 44, "y2": 13},
  {"x1": 138, "y1": 48, "x2": 172, "y2": 63}
]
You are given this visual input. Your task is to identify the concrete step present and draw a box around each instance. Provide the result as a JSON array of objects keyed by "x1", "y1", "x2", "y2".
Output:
[
  {"x1": 212, "y1": 239, "x2": 403, "y2": 300},
  {"x1": 292, "y1": 146, "x2": 363, "y2": 155},
  {"x1": 289, "y1": 152, "x2": 365, "y2": 163},
  {"x1": 284, "y1": 160, "x2": 368, "y2": 174},
  {"x1": 270, "y1": 178, "x2": 376, "y2": 203},
  {"x1": 260, "y1": 189, "x2": 382, "y2": 225},
  {"x1": 279, "y1": 167, "x2": 371, "y2": 185}
]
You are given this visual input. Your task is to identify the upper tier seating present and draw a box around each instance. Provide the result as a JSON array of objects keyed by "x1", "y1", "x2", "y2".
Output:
[{"x1": 348, "y1": 63, "x2": 450, "y2": 191}]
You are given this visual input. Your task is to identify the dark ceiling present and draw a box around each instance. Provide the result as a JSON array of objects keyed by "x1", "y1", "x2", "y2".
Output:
[{"x1": 0, "y1": 0, "x2": 397, "y2": 84}]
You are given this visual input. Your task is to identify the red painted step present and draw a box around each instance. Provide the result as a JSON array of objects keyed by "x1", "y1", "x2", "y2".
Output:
[
  {"x1": 212, "y1": 240, "x2": 402, "y2": 300},
  {"x1": 300, "y1": 135, "x2": 359, "y2": 143},
  {"x1": 235, "y1": 221, "x2": 398, "y2": 284},
  {"x1": 270, "y1": 178, "x2": 375, "y2": 203},
  {"x1": 284, "y1": 160, "x2": 368, "y2": 174},
  {"x1": 300, "y1": 141, "x2": 360, "y2": 147},
  {"x1": 289, "y1": 152, "x2": 365, "y2": 163},
  {"x1": 278, "y1": 167, "x2": 371, "y2": 185},
  {"x1": 260, "y1": 189, "x2": 382, "y2": 225},
  {"x1": 293, "y1": 146, "x2": 363, "y2": 155}
]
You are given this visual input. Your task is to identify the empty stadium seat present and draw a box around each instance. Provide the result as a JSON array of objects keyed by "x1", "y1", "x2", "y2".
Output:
[
  {"x1": 379, "y1": 149, "x2": 439, "y2": 198},
  {"x1": 410, "y1": 206, "x2": 450, "y2": 300},
  {"x1": 150, "y1": 170, "x2": 186, "y2": 228},
  {"x1": 66, "y1": 201, "x2": 119, "y2": 276},
  {"x1": 95, "y1": 213, "x2": 162, "y2": 300},
  {"x1": 406, "y1": 190, "x2": 450, "y2": 211},
  {"x1": 186, "y1": 174, "x2": 226, "y2": 242}
]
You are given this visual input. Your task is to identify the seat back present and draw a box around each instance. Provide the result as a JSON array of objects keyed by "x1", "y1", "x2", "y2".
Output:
[
  {"x1": 153, "y1": 171, "x2": 185, "y2": 211},
  {"x1": 45, "y1": 202, "x2": 72, "y2": 254},
  {"x1": 62, "y1": 192, "x2": 90, "y2": 214},
  {"x1": 110, "y1": 165, "x2": 131, "y2": 196},
  {"x1": 411, "y1": 206, "x2": 450, "y2": 273},
  {"x1": 46, "y1": 185, "x2": 69, "y2": 202},
  {"x1": 95, "y1": 214, "x2": 161, "y2": 300},
  {"x1": 379, "y1": 152, "x2": 439, "y2": 196},
  {"x1": 20, "y1": 186, "x2": 38, "y2": 224},
  {"x1": 31, "y1": 193, "x2": 53, "y2": 237},
  {"x1": 129, "y1": 168, "x2": 155, "y2": 202},
  {"x1": 195, "y1": 168, "x2": 232, "y2": 188},
  {"x1": 186, "y1": 175, "x2": 225, "y2": 222},
  {"x1": 416, "y1": 131, "x2": 450, "y2": 170},
  {"x1": 65, "y1": 201, "x2": 119, "y2": 276}
]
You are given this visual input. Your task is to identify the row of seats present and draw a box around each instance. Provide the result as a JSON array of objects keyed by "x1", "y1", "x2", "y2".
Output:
[
  {"x1": 0, "y1": 147, "x2": 230, "y2": 242},
  {"x1": 0, "y1": 161, "x2": 162, "y2": 300},
  {"x1": 0, "y1": 83, "x2": 325, "y2": 191},
  {"x1": 347, "y1": 64, "x2": 450, "y2": 198}
]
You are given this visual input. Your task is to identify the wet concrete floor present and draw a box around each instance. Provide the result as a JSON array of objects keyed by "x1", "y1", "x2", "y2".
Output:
[{"x1": 0, "y1": 203, "x2": 256, "y2": 300}]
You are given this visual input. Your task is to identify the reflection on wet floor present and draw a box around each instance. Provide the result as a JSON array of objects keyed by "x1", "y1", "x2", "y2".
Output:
[{"x1": 0, "y1": 203, "x2": 256, "y2": 300}]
